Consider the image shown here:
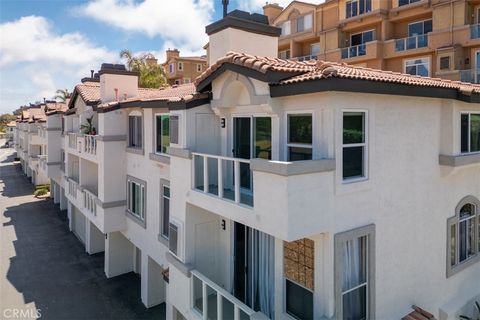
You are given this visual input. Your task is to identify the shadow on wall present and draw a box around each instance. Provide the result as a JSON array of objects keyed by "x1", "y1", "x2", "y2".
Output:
[{"x1": 2, "y1": 193, "x2": 166, "y2": 319}]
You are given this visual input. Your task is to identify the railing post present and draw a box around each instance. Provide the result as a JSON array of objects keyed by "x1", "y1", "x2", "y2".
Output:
[
  {"x1": 217, "y1": 294, "x2": 223, "y2": 320},
  {"x1": 234, "y1": 306, "x2": 240, "y2": 320},
  {"x1": 218, "y1": 158, "x2": 223, "y2": 198},
  {"x1": 202, "y1": 282, "x2": 208, "y2": 320},
  {"x1": 203, "y1": 156, "x2": 209, "y2": 194},
  {"x1": 234, "y1": 161, "x2": 240, "y2": 203}
]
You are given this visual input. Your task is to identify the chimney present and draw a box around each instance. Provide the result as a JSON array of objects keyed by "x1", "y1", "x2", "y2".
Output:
[
  {"x1": 98, "y1": 63, "x2": 139, "y2": 103},
  {"x1": 263, "y1": 3, "x2": 283, "y2": 24},
  {"x1": 166, "y1": 48, "x2": 180, "y2": 61},
  {"x1": 205, "y1": 10, "x2": 281, "y2": 65},
  {"x1": 90, "y1": 70, "x2": 94, "y2": 78}
]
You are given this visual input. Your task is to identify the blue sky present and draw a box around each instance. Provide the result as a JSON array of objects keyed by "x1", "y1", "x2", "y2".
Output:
[{"x1": 0, "y1": 0, "x2": 293, "y2": 113}]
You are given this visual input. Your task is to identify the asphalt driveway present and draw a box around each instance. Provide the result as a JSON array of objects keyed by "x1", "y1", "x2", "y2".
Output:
[{"x1": 0, "y1": 148, "x2": 165, "y2": 320}]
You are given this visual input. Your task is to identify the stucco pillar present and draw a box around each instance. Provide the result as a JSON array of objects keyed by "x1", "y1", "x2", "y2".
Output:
[
  {"x1": 141, "y1": 254, "x2": 166, "y2": 308},
  {"x1": 85, "y1": 221, "x2": 105, "y2": 255},
  {"x1": 59, "y1": 187, "x2": 67, "y2": 211},
  {"x1": 67, "y1": 201, "x2": 73, "y2": 231},
  {"x1": 104, "y1": 231, "x2": 134, "y2": 278}
]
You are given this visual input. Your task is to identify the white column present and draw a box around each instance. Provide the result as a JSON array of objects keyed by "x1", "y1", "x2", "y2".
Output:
[
  {"x1": 60, "y1": 187, "x2": 68, "y2": 210},
  {"x1": 141, "y1": 254, "x2": 166, "y2": 308},
  {"x1": 67, "y1": 201, "x2": 73, "y2": 231},
  {"x1": 104, "y1": 231, "x2": 134, "y2": 278}
]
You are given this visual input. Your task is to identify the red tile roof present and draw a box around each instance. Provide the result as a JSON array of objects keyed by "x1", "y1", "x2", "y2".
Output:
[
  {"x1": 402, "y1": 305, "x2": 435, "y2": 320},
  {"x1": 195, "y1": 51, "x2": 480, "y2": 95}
]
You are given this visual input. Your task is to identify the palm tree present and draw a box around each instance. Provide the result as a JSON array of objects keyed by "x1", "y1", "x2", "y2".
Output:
[
  {"x1": 53, "y1": 89, "x2": 71, "y2": 102},
  {"x1": 80, "y1": 116, "x2": 96, "y2": 135},
  {"x1": 120, "y1": 50, "x2": 167, "y2": 88}
]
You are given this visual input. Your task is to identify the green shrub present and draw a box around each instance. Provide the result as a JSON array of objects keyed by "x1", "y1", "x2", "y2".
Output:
[
  {"x1": 34, "y1": 188, "x2": 48, "y2": 197},
  {"x1": 35, "y1": 184, "x2": 50, "y2": 191}
]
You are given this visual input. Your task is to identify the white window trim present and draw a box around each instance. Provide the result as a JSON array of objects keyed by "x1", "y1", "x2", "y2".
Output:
[
  {"x1": 342, "y1": 109, "x2": 369, "y2": 184},
  {"x1": 169, "y1": 112, "x2": 184, "y2": 147},
  {"x1": 197, "y1": 64, "x2": 202, "y2": 72},
  {"x1": 178, "y1": 62, "x2": 183, "y2": 71},
  {"x1": 160, "y1": 179, "x2": 170, "y2": 241},
  {"x1": 460, "y1": 111, "x2": 480, "y2": 155},
  {"x1": 169, "y1": 63, "x2": 175, "y2": 74},
  {"x1": 403, "y1": 56, "x2": 431, "y2": 77},
  {"x1": 126, "y1": 176, "x2": 146, "y2": 226},
  {"x1": 127, "y1": 112, "x2": 143, "y2": 150},
  {"x1": 281, "y1": 20, "x2": 291, "y2": 36},
  {"x1": 284, "y1": 111, "x2": 314, "y2": 161},
  {"x1": 154, "y1": 113, "x2": 170, "y2": 156},
  {"x1": 407, "y1": 19, "x2": 432, "y2": 36}
]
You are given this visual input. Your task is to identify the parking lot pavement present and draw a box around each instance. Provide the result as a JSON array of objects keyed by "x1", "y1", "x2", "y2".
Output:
[{"x1": 0, "y1": 149, "x2": 166, "y2": 319}]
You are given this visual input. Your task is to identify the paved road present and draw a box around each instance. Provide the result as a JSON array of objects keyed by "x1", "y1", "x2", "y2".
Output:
[{"x1": 0, "y1": 148, "x2": 165, "y2": 319}]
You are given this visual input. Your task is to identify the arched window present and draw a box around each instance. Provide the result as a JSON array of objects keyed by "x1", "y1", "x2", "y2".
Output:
[{"x1": 447, "y1": 196, "x2": 480, "y2": 277}]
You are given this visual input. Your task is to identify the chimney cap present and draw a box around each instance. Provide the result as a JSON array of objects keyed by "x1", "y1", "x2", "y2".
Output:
[
  {"x1": 98, "y1": 63, "x2": 139, "y2": 76},
  {"x1": 206, "y1": 9, "x2": 281, "y2": 37}
]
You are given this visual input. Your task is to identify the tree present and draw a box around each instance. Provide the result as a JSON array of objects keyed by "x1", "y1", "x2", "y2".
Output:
[
  {"x1": 53, "y1": 89, "x2": 71, "y2": 102},
  {"x1": 120, "y1": 50, "x2": 167, "y2": 89}
]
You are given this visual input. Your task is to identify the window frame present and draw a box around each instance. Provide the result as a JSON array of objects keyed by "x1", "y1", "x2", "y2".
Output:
[
  {"x1": 154, "y1": 113, "x2": 170, "y2": 155},
  {"x1": 281, "y1": 20, "x2": 291, "y2": 36},
  {"x1": 439, "y1": 56, "x2": 451, "y2": 71},
  {"x1": 169, "y1": 113, "x2": 182, "y2": 146},
  {"x1": 446, "y1": 196, "x2": 480, "y2": 277},
  {"x1": 177, "y1": 62, "x2": 183, "y2": 71},
  {"x1": 169, "y1": 63, "x2": 175, "y2": 74},
  {"x1": 407, "y1": 19, "x2": 432, "y2": 37},
  {"x1": 346, "y1": 0, "x2": 372, "y2": 18},
  {"x1": 350, "y1": 29, "x2": 375, "y2": 46},
  {"x1": 460, "y1": 112, "x2": 480, "y2": 155},
  {"x1": 296, "y1": 13, "x2": 313, "y2": 33},
  {"x1": 160, "y1": 179, "x2": 170, "y2": 241},
  {"x1": 279, "y1": 49, "x2": 291, "y2": 59},
  {"x1": 334, "y1": 224, "x2": 376, "y2": 320},
  {"x1": 285, "y1": 111, "x2": 314, "y2": 161},
  {"x1": 126, "y1": 176, "x2": 147, "y2": 227},
  {"x1": 342, "y1": 109, "x2": 369, "y2": 183},
  {"x1": 403, "y1": 56, "x2": 430, "y2": 77},
  {"x1": 196, "y1": 64, "x2": 202, "y2": 72},
  {"x1": 127, "y1": 112, "x2": 143, "y2": 150}
]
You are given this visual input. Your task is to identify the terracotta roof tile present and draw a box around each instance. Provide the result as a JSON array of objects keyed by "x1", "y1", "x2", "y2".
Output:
[
  {"x1": 75, "y1": 81, "x2": 101, "y2": 104},
  {"x1": 402, "y1": 305, "x2": 435, "y2": 320},
  {"x1": 195, "y1": 52, "x2": 480, "y2": 95},
  {"x1": 6, "y1": 121, "x2": 16, "y2": 127}
]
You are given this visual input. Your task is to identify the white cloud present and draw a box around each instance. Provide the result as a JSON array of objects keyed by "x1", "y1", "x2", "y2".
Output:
[
  {"x1": 77, "y1": 0, "x2": 214, "y2": 51},
  {"x1": 233, "y1": 0, "x2": 325, "y2": 12},
  {"x1": 0, "y1": 16, "x2": 116, "y2": 112}
]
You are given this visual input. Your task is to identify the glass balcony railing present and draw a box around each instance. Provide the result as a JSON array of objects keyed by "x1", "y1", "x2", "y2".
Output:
[
  {"x1": 395, "y1": 34, "x2": 428, "y2": 51},
  {"x1": 460, "y1": 69, "x2": 480, "y2": 84},
  {"x1": 291, "y1": 54, "x2": 318, "y2": 62},
  {"x1": 341, "y1": 43, "x2": 366, "y2": 59},
  {"x1": 471, "y1": 24, "x2": 480, "y2": 39}
]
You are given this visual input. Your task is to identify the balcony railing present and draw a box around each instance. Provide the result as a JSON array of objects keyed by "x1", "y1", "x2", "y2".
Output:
[
  {"x1": 191, "y1": 270, "x2": 257, "y2": 320},
  {"x1": 83, "y1": 188, "x2": 97, "y2": 216},
  {"x1": 395, "y1": 34, "x2": 428, "y2": 51},
  {"x1": 68, "y1": 132, "x2": 78, "y2": 150},
  {"x1": 84, "y1": 135, "x2": 97, "y2": 155},
  {"x1": 38, "y1": 155, "x2": 47, "y2": 171},
  {"x1": 460, "y1": 69, "x2": 480, "y2": 84},
  {"x1": 341, "y1": 43, "x2": 366, "y2": 59},
  {"x1": 68, "y1": 178, "x2": 79, "y2": 199},
  {"x1": 192, "y1": 152, "x2": 253, "y2": 207},
  {"x1": 471, "y1": 24, "x2": 480, "y2": 39},
  {"x1": 291, "y1": 54, "x2": 318, "y2": 62}
]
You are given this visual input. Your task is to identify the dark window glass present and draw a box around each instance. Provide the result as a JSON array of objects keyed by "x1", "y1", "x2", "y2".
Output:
[
  {"x1": 156, "y1": 115, "x2": 170, "y2": 153},
  {"x1": 169, "y1": 224, "x2": 178, "y2": 255},
  {"x1": 297, "y1": 16, "x2": 304, "y2": 32},
  {"x1": 129, "y1": 116, "x2": 142, "y2": 148},
  {"x1": 170, "y1": 115, "x2": 179, "y2": 144},
  {"x1": 343, "y1": 285, "x2": 367, "y2": 320},
  {"x1": 346, "y1": 2, "x2": 352, "y2": 18},
  {"x1": 286, "y1": 280, "x2": 313, "y2": 320},
  {"x1": 343, "y1": 146, "x2": 364, "y2": 179},
  {"x1": 365, "y1": 0, "x2": 371, "y2": 12},
  {"x1": 461, "y1": 114, "x2": 469, "y2": 153},
  {"x1": 162, "y1": 186, "x2": 170, "y2": 238},
  {"x1": 343, "y1": 113, "x2": 365, "y2": 144},
  {"x1": 440, "y1": 56, "x2": 450, "y2": 70},
  {"x1": 254, "y1": 117, "x2": 272, "y2": 160},
  {"x1": 288, "y1": 147, "x2": 312, "y2": 161},
  {"x1": 424, "y1": 20, "x2": 432, "y2": 33},
  {"x1": 288, "y1": 114, "x2": 312, "y2": 144},
  {"x1": 471, "y1": 114, "x2": 480, "y2": 152},
  {"x1": 351, "y1": 33, "x2": 363, "y2": 46}
]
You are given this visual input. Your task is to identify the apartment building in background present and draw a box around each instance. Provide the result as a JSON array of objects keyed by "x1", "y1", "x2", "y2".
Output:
[
  {"x1": 5, "y1": 121, "x2": 16, "y2": 145},
  {"x1": 263, "y1": 0, "x2": 480, "y2": 83},
  {"x1": 13, "y1": 7, "x2": 480, "y2": 320},
  {"x1": 162, "y1": 49, "x2": 208, "y2": 85}
]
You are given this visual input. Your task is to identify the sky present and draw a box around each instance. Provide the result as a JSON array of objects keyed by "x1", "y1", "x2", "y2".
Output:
[{"x1": 0, "y1": 0, "x2": 300, "y2": 114}]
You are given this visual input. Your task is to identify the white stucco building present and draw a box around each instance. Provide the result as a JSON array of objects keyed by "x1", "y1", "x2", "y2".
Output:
[{"x1": 27, "y1": 9, "x2": 480, "y2": 320}]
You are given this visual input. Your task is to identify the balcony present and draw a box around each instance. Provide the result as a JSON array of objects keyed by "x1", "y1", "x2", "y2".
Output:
[
  {"x1": 83, "y1": 188, "x2": 97, "y2": 216},
  {"x1": 290, "y1": 54, "x2": 318, "y2": 62},
  {"x1": 67, "y1": 132, "x2": 98, "y2": 161},
  {"x1": 471, "y1": 24, "x2": 480, "y2": 39},
  {"x1": 84, "y1": 135, "x2": 97, "y2": 155},
  {"x1": 459, "y1": 70, "x2": 480, "y2": 84},
  {"x1": 38, "y1": 155, "x2": 47, "y2": 172},
  {"x1": 395, "y1": 34, "x2": 428, "y2": 51},
  {"x1": 192, "y1": 153, "x2": 253, "y2": 207},
  {"x1": 341, "y1": 43, "x2": 366, "y2": 59},
  {"x1": 68, "y1": 178, "x2": 79, "y2": 200},
  {"x1": 191, "y1": 270, "x2": 260, "y2": 320}
]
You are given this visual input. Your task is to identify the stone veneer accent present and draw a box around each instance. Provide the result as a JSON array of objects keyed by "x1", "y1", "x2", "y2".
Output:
[{"x1": 283, "y1": 238, "x2": 314, "y2": 290}]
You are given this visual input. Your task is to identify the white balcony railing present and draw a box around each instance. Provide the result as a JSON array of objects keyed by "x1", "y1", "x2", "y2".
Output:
[
  {"x1": 395, "y1": 34, "x2": 428, "y2": 51},
  {"x1": 38, "y1": 155, "x2": 47, "y2": 171},
  {"x1": 460, "y1": 69, "x2": 480, "y2": 84},
  {"x1": 84, "y1": 135, "x2": 97, "y2": 155},
  {"x1": 83, "y1": 188, "x2": 97, "y2": 216},
  {"x1": 191, "y1": 270, "x2": 257, "y2": 320},
  {"x1": 68, "y1": 132, "x2": 78, "y2": 150},
  {"x1": 191, "y1": 152, "x2": 253, "y2": 207},
  {"x1": 68, "y1": 178, "x2": 78, "y2": 199}
]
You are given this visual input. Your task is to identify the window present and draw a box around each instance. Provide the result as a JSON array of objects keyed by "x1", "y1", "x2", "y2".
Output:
[
  {"x1": 311, "y1": 43, "x2": 321, "y2": 57},
  {"x1": 447, "y1": 196, "x2": 480, "y2": 277},
  {"x1": 160, "y1": 182, "x2": 170, "y2": 239},
  {"x1": 169, "y1": 115, "x2": 180, "y2": 145},
  {"x1": 404, "y1": 58, "x2": 429, "y2": 76},
  {"x1": 174, "y1": 79, "x2": 181, "y2": 85},
  {"x1": 197, "y1": 64, "x2": 202, "y2": 72},
  {"x1": 128, "y1": 115, "x2": 143, "y2": 148},
  {"x1": 279, "y1": 50, "x2": 291, "y2": 59},
  {"x1": 281, "y1": 20, "x2": 291, "y2": 36},
  {"x1": 127, "y1": 177, "x2": 146, "y2": 222},
  {"x1": 155, "y1": 114, "x2": 169, "y2": 154},
  {"x1": 169, "y1": 63, "x2": 175, "y2": 74},
  {"x1": 350, "y1": 30, "x2": 374, "y2": 46},
  {"x1": 408, "y1": 19, "x2": 432, "y2": 37},
  {"x1": 178, "y1": 62, "x2": 183, "y2": 71},
  {"x1": 440, "y1": 56, "x2": 451, "y2": 70},
  {"x1": 399, "y1": 0, "x2": 420, "y2": 6},
  {"x1": 335, "y1": 225, "x2": 375, "y2": 320},
  {"x1": 461, "y1": 113, "x2": 480, "y2": 154},
  {"x1": 287, "y1": 113, "x2": 312, "y2": 161},
  {"x1": 297, "y1": 13, "x2": 312, "y2": 32},
  {"x1": 346, "y1": 0, "x2": 372, "y2": 18},
  {"x1": 284, "y1": 239, "x2": 314, "y2": 320},
  {"x1": 343, "y1": 111, "x2": 367, "y2": 181}
]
